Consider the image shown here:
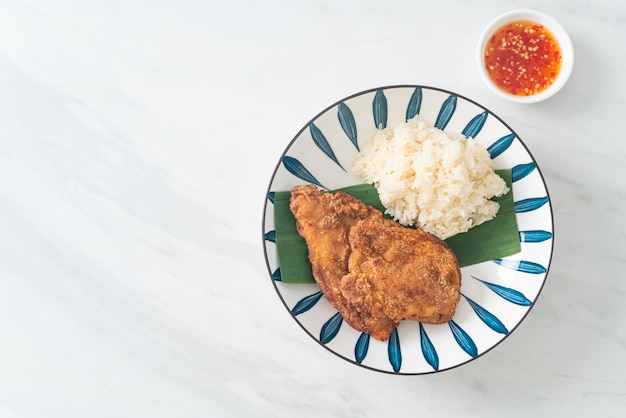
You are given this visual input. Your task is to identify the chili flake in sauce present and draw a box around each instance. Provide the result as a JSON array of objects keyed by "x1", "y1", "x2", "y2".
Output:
[{"x1": 484, "y1": 20, "x2": 562, "y2": 96}]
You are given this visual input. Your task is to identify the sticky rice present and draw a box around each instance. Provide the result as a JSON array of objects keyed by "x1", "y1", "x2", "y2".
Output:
[{"x1": 352, "y1": 116, "x2": 509, "y2": 239}]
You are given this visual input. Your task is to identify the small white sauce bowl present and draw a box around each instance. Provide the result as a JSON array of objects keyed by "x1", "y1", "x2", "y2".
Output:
[{"x1": 476, "y1": 9, "x2": 574, "y2": 103}]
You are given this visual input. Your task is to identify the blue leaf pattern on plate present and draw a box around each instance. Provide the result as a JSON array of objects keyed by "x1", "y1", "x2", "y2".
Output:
[
  {"x1": 405, "y1": 87, "x2": 423, "y2": 121},
  {"x1": 272, "y1": 268, "x2": 281, "y2": 281},
  {"x1": 520, "y1": 230, "x2": 553, "y2": 242},
  {"x1": 264, "y1": 230, "x2": 275, "y2": 243},
  {"x1": 267, "y1": 191, "x2": 275, "y2": 204},
  {"x1": 282, "y1": 156, "x2": 326, "y2": 189},
  {"x1": 388, "y1": 328, "x2": 402, "y2": 373},
  {"x1": 449, "y1": 320, "x2": 478, "y2": 358},
  {"x1": 309, "y1": 123, "x2": 345, "y2": 172},
  {"x1": 512, "y1": 162, "x2": 536, "y2": 182},
  {"x1": 463, "y1": 294, "x2": 508, "y2": 334},
  {"x1": 515, "y1": 196, "x2": 549, "y2": 213},
  {"x1": 292, "y1": 291, "x2": 323, "y2": 316},
  {"x1": 494, "y1": 258, "x2": 547, "y2": 274},
  {"x1": 462, "y1": 111, "x2": 488, "y2": 138},
  {"x1": 320, "y1": 312, "x2": 343, "y2": 344},
  {"x1": 473, "y1": 276, "x2": 533, "y2": 306},
  {"x1": 419, "y1": 323, "x2": 439, "y2": 371},
  {"x1": 338, "y1": 102, "x2": 359, "y2": 151},
  {"x1": 373, "y1": 90, "x2": 388, "y2": 129},
  {"x1": 434, "y1": 95, "x2": 457, "y2": 130},
  {"x1": 355, "y1": 333, "x2": 370, "y2": 364},
  {"x1": 487, "y1": 133, "x2": 516, "y2": 159}
]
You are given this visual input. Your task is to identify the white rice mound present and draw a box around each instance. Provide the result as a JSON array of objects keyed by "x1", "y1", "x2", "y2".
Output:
[{"x1": 352, "y1": 116, "x2": 509, "y2": 240}]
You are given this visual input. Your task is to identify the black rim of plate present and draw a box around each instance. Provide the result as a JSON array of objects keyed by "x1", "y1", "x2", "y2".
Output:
[{"x1": 261, "y1": 84, "x2": 555, "y2": 375}]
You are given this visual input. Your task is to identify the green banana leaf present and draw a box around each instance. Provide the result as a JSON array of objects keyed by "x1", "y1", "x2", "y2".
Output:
[{"x1": 274, "y1": 169, "x2": 519, "y2": 284}]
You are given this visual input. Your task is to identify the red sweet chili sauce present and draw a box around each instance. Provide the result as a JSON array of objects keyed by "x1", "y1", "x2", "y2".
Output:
[{"x1": 484, "y1": 20, "x2": 562, "y2": 96}]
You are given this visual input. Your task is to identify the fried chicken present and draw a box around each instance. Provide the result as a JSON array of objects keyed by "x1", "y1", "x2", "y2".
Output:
[
  {"x1": 289, "y1": 184, "x2": 394, "y2": 339},
  {"x1": 289, "y1": 185, "x2": 462, "y2": 341},
  {"x1": 342, "y1": 217, "x2": 461, "y2": 331}
]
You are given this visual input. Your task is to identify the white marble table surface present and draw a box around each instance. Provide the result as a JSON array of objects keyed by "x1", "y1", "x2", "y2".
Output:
[{"x1": 1, "y1": 0, "x2": 625, "y2": 416}]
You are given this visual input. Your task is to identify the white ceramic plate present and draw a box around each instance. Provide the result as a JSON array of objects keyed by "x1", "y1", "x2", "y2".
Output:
[{"x1": 262, "y1": 85, "x2": 553, "y2": 374}]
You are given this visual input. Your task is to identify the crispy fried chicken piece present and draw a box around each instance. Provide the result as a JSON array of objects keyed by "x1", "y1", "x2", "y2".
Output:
[
  {"x1": 342, "y1": 217, "x2": 461, "y2": 334},
  {"x1": 289, "y1": 185, "x2": 395, "y2": 338},
  {"x1": 289, "y1": 185, "x2": 462, "y2": 342}
]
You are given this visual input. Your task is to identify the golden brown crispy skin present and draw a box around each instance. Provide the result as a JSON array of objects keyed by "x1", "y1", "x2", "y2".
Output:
[
  {"x1": 342, "y1": 217, "x2": 462, "y2": 334},
  {"x1": 289, "y1": 185, "x2": 462, "y2": 342},
  {"x1": 289, "y1": 185, "x2": 394, "y2": 338}
]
